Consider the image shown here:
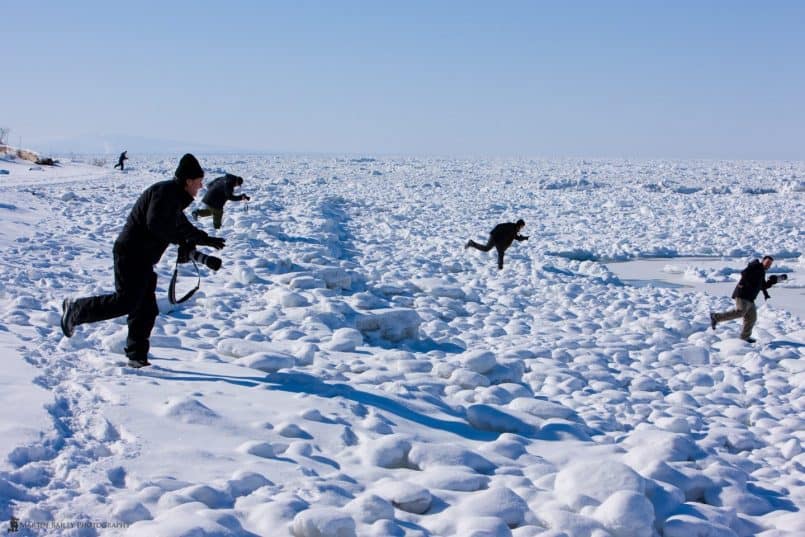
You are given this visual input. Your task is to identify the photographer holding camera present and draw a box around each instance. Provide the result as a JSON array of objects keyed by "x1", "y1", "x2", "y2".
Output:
[
  {"x1": 710, "y1": 255, "x2": 786, "y2": 343},
  {"x1": 191, "y1": 173, "x2": 250, "y2": 229},
  {"x1": 60, "y1": 153, "x2": 226, "y2": 368},
  {"x1": 465, "y1": 219, "x2": 529, "y2": 270}
]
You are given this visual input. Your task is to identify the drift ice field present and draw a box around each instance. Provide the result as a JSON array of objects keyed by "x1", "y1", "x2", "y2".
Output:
[{"x1": 0, "y1": 154, "x2": 803, "y2": 536}]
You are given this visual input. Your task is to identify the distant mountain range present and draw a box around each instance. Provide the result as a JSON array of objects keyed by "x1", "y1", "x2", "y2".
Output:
[{"x1": 28, "y1": 134, "x2": 265, "y2": 155}]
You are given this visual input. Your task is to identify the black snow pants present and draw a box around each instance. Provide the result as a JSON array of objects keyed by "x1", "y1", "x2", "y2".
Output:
[
  {"x1": 467, "y1": 235, "x2": 507, "y2": 269},
  {"x1": 71, "y1": 242, "x2": 158, "y2": 360}
]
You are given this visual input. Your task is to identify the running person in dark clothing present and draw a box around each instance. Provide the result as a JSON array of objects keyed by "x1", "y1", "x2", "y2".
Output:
[
  {"x1": 192, "y1": 173, "x2": 250, "y2": 229},
  {"x1": 465, "y1": 219, "x2": 528, "y2": 269},
  {"x1": 710, "y1": 255, "x2": 784, "y2": 343},
  {"x1": 114, "y1": 151, "x2": 128, "y2": 170},
  {"x1": 60, "y1": 153, "x2": 226, "y2": 368}
]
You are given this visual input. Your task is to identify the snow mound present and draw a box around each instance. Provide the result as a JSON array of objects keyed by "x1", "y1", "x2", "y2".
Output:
[
  {"x1": 593, "y1": 490, "x2": 655, "y2": 537},
  {"x1": 362, "y1": 434, "x2": 411, "y2": 468},
  {"x1": 234, "y1": 351, "x2": 294, "y2": 373},
  {"x1": 373, "y1": 479, "x2": 432, "y2": 514},
  {"x1": 345, "y1": 494, "x2": 394, "y2": 524},
  {"x1": 355, "y1": 308, "x2": 422, "y2": 341},
  {"x1": 408, "y1": 443, "x2": 495, "y2": 474},
  {"x1": 554, "y1": 460, "x2": 645, "y2": 510},
  {"x1": 158, "y1": 397, "x2": 219, "y2": 424},
  {"x1": 413, "y1": 277, "x2": 466, "y2": 299},
  {"x1": 216, "y1": 338, "x2": 316, "y2": 365},
  {"x1": 459, "y1": 486, "x2": 529, "y2": 527},
  {"x1": 292, "y1": 508, "x2": 356, "y2": 537},
  {"x1": 461, "y1": 349, "x2": 498, "y2": 374}
]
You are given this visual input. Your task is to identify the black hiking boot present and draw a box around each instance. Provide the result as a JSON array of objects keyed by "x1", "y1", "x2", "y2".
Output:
[
  {"x1": 709, "y1": 312, "x2": 717, "y2": 330},
  {"x1": 742, "y1": 337, "x2": 756, "y2": 344},
  {"x1": 127, "y1": 357, "x2": 151, "y2": 368},
  {"x1": 61, "y1": 298, "x2": 76, "y2": 337}
]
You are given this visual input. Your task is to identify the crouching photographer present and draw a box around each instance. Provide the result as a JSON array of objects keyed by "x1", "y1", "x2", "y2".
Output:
[{"x1": 60, "y1": 154, "x2": 226, "y2": 368}]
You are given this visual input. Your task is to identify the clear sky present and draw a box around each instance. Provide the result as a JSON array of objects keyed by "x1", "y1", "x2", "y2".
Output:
[{"x1": 6, "y1": 0, "x2": 805, "y2": 159}]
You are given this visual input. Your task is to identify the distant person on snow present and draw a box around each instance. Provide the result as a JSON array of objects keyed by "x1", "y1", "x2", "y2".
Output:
[
  {"x1": 192, "y1": 173, "x2": 250, "y2": 229},
  {"x1": 60, "y1": 153, "x2": 226, "y2": 368},
  {"x1": 465, "y1": 219, "x2": 529, "y2": 270},
  {"x1": 114, "y1": 150, "x2": 128, "y2": 170},
  {"x1": 710, "y1": 255, "x2": 785, "y2": 343}
]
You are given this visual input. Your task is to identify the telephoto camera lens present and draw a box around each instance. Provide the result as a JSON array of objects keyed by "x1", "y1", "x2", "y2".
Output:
[{"x1": 189, "y1": 250, "x2": 222, "y2": 271}]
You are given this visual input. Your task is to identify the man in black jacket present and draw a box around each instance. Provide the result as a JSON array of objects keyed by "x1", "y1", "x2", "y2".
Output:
[
  {"x1": 710, "y1": 255, "x2": 782, "y2": 343},
  {"x1": 191, "y1": 173, "x2": 250, "y2": 229},
  {"x1": 60, "y1": 153, "x2": 226, "y2": 368},
  {"x1": 114, "y1": 151, "x2": 128, "y2": 170},
  {"x1": 465, "y1": 219, "x2": 529, "y2": 269}
]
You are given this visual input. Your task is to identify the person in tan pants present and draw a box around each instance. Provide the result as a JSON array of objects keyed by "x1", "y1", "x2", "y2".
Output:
[{"x1": 710, "y1": 255, "x2": 784, "y2": 343}]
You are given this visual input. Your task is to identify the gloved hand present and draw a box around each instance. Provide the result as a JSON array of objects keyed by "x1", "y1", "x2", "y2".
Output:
[
  {"x1": 768, "y1": 275, "x2": 779, "y2": 285},
  {"x1": 200, "y1": 236, "x2": 226, "y2": 250},
  {"x1": 177, "y1": 242, "x2": 195, "y2": 263},
  {"x1": 243, "y1": 195, "x2": 251, "y2": 201},
  {"x1": 522, "y1": 235, "x2": 529, "y2": 240}
]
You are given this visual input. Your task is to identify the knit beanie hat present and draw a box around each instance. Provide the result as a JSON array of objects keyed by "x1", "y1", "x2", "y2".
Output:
[{"x1": 175, "y1": 153, "x2": 204, "y2": 181}]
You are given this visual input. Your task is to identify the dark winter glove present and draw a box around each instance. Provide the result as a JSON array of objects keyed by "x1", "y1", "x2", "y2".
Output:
[
  {"x1": 762, "y1": 289, "x2": 771, "y2": 301},
  {"x1": 200, "y1": 236, "x2": 226, "y2": 250},
  {"x1": 767, "y1": 275, "x2": 778, "y2": 286},
  {"x1": 177, "y1": 243, "x2": 195, "y2": 263},
  {"x1": 243, "y1": 194, "x2": 251, "y2": 201}
]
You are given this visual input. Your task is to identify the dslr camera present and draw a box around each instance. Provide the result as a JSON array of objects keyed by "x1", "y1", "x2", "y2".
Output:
[
  {"x1": 768, "y1": 274, "x2": 788, "y2": 285},
  {"x1": 178, "y1": 244, "x2": 222, "y2": 271}
]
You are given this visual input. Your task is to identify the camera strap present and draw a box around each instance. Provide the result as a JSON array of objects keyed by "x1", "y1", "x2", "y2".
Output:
[{"x1": 169, "y1": 258, "x2": 201, "y2": 305}]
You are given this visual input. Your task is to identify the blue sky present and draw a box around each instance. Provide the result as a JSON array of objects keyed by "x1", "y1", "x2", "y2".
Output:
[{"x1": 6, "y1": 1, "x2": 805, "y2": 159}]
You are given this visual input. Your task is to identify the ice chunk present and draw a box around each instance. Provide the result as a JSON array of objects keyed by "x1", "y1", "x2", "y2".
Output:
[{"x1": 327, "y1": 328, "x2": 364, "y2": 351}]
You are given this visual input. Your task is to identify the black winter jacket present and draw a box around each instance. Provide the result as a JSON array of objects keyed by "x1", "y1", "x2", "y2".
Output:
[
  {"x1": 490, "y1": 222, "x2": 528, "y2": 251},
  {"x1": 116, "y1": 178, "x2": 209, "y2": 266},
  {"x1": 731, "y1": 259, "x2": 775, "y2": 302},
  {"x1": 201, "y1": 174, "x2": 246, "y2": 210}
]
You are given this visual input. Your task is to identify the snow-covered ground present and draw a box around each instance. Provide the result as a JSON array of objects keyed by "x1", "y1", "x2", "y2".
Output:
[{"x1": 0, "y1": 154, "x2": 803, "y2": 536}]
